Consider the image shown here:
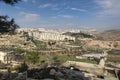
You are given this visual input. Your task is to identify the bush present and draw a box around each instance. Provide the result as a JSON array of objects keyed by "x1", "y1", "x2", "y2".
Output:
[
  {"x1": 16, "y1": 61, "x2": 28, "y2": 73},
  {"x1": 26, "y1": 52, "x2": 39, "y2": 64}
]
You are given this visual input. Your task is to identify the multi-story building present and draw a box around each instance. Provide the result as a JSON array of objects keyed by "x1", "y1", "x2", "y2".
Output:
[{"x1": 16, "y1": 28, "x2": 75, "y2": 41}]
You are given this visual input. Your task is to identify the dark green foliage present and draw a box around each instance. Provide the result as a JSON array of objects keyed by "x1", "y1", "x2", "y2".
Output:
[
  {"x1": 0, "y1": 0, "x2": 20, "y2": 34},
  {"x1": 32, "y1": 40, "x2": 47, "y2": 50},
  {"x1": 8, "y1": 48, "x2": 26, "y2": 54},
  {"x1": 14, "y1": 48, "x2": 25, "y2": 54},
  {"x1": 0, "y1": 15, "x2": 19, "y2": 34},
  {"x1": 63, "y1": 32, "x2": 94, "y2": 38},
  {"x1": 0, "y1": 0, "x2": 21, "y2": 5},
  {"x1": 69, "y1": 38, "x2": 85, "y2": 47},
  {"x1": 52, "y1": 56, "x2": 60, "y2": 66},
  {"x1": 48, "y1": 41, "x2": 56, "y2": 49},
  {"x1": 48, "y1": 41, "x2": 56, "y2": 46},
  {"x1": 64, "y1": 38, "x2": 68, "y2": 42},
  {"x1": 26, "y1": 52, "x2": 39, "y2": 64},
  {"x1": 17, "y1": 61, "x2": 28, "y2": 73}
]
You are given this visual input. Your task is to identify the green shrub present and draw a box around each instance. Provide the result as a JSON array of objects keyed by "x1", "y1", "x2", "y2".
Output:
[{"x1": 16, "y1": 61, "x2": 28, "y2": 73}]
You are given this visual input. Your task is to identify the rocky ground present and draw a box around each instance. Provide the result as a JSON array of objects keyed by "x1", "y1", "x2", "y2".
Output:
[
  {"x1": 27, "y1": 67, "x2": 91, "y2": 80},
  {"x1": 0, "y1": 34, "x2": 36, "y2": 49}
]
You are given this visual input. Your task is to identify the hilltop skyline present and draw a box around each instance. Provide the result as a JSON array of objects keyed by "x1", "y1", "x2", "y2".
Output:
[{"x1": 0, "y1": 0, "x2": 120, "y2": 30}]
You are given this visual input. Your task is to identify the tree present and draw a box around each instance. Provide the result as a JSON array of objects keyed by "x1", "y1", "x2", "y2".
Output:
[
  {"x1": 0, "y1": 15, "x2": 19, "y2": 34},
  {"x1": 0, "y1": 0, "x2": 21, "y2": 5},
  {"x1": 48, "y1": 41, "x2": 56, "y2": 49},
  {"x1": 0, "y1": 0, "x2": 21, "y2": 34}
]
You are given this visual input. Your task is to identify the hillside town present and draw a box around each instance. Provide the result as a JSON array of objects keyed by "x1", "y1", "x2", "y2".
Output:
[
  {"x1": 0, "y1": 28, "x2": 120, "y2": 80},
  {"x1": 0, "y1": 0, "x2": 120, "y2": 80}
]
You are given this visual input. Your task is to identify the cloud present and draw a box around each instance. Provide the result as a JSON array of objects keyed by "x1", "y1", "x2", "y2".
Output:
[
  {"x1": 95, "y1": 0, "x2": 120, "y2": 17},
  {"x1": 22, "y1": 0, "x2": 36, "y2": 3},
  {"x1": 95, "y1": 0, "x2": 112, "y2": 9},
  {"x1": 22, "y1": 0, "x2": 28, "y2": 2},
  {"x1": 70, "y1": 8, "x2": 87, "y2": 12},
  {"x1": 51, "y1": 15, "x2": 73, "y2": 19},
  {"x1": 58, "y1": 15, "x2": 73, "y2": 18},
  {"x1": 18, "y1": 12, "x2": 40, "y2": 23},
  {"x1": 38, "y1": 3, "x2": 58, "y2": 8}
]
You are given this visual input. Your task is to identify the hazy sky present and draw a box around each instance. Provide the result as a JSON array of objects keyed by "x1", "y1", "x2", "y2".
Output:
[{"x1": 0, "y1": 0, "x2": 120, "y2": 30}]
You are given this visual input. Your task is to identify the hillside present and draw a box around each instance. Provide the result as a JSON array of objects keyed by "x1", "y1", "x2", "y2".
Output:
[
  {"x1": 96, "y1": 29, "x2": 120, "y2": 41},
  {"x1": 63, "y1": 32, "x2": 94, "y2": 38},
  {"x1": 85, "y1": 40, "x2": 120, "y2": 49},
  {"x1": 0, "y1": 34, "x2": 36, "y2": 50}
]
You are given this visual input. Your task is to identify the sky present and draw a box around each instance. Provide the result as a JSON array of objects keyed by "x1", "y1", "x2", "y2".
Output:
[{"x1": 0, "y1": 0, "x2": 120, "y2": 30}]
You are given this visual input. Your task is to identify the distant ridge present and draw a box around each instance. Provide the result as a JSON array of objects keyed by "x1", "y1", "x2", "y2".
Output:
[{"x1": 96, "y1": 29, "x2": 120, "y2": 41}]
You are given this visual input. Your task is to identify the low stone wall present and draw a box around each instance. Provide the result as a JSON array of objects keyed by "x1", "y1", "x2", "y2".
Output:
[{"x1": 62, "y1": 61, "x2": 105, "y2": 75}]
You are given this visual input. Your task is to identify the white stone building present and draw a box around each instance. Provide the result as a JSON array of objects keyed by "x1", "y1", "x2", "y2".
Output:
[
  {"x1": 31, "y1": 32, "x2": 75, "y2": 41},
  {"x1": 16, "y1": 28, "x2": 75, "y2": 41}
]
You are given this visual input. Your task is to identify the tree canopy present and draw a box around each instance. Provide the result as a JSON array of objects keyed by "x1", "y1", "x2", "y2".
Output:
[
  {"x1": 0, "y1": 0, "x2": 21, "y2": 34},
  {"x1": 0, "y1": 0, "x2": 21, "y2": 5},
  {"x1": 0, "y1": 15, "x2": 19, "y2": 34}
]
